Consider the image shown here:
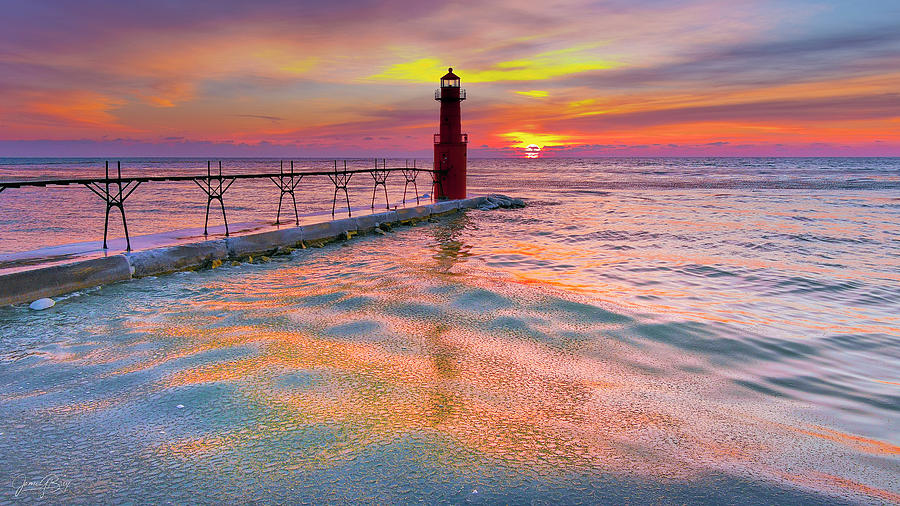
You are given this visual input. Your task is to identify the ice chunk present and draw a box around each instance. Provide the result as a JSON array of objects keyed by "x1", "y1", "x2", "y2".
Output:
[{"x1": 28, "y1": 298, "x2": 55, "y2": 310}]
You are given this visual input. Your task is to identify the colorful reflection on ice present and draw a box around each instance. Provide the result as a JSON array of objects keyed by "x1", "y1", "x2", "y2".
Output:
[{"x1": 1, "y1": 158, "x2": 898, "y2": 503}]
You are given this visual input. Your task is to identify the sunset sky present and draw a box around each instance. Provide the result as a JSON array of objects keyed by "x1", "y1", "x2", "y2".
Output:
[{"x1": 1, "y1": 0, "x2": 898, "y2": 157}]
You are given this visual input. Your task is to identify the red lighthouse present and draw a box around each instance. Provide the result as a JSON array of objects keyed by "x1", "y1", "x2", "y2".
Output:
[{"x1": 433, "y1": 68, "x2": 467, "y2": 200}]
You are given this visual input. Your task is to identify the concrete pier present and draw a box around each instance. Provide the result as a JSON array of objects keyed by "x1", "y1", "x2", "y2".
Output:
[{"x1": 0, "y1": 197, "x2": 488, "y2": 307}]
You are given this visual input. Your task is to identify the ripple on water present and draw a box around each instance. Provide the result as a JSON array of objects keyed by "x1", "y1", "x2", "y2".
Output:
[
  {"x1": 772, "y1": 275, "x2": 863, "y2": 296},
  {"x1": 296, "y1": 291, "x2": 348, "y2": 307},
  {"x1": 820, "y1": 332, "x2": 898, "y2": 353},
  {"x1": 451, "y1": 288, "x2": 514, "y2": 312},
  {"x1": 274, "y1": 370, "x2": 326, "y2": 390},
  {"x1": 331, "y1": 295, "x2": 375, "y2": 311},
  {"x1": 763, "y1": 374, "x2": 900, "y2": 413},
  {"x1": 382, "y1": 301, "x2": 444, "y2": 320},
  {"x1": 679, "y1": 264, "x2": 739, "y2": 278},
  {"x1": 154, "y1": 343, "x2": 261, "y2": 376},
  {"x1": 486, "y1": 315, "x2": 549, "y2": 343},
  {"x1": 324, "y1": 320, "x2": 384, "y2": 342},
  {"x1": 542, "y1": 297, "x2": 633, "y2": 324},
  {"x1": 125, "y1": 382, "x2": 260, "y2": 436},
  {"x1": 630, "y1": 320, "x2": 820, "y2": 364}
]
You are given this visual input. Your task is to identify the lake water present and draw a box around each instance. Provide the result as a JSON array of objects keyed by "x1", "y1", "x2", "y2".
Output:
[{"x1": 0, "y1": 158, "x2": 898, "y2": 503}]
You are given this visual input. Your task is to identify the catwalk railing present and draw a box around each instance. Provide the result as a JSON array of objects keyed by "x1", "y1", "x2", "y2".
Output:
[{"x1": 0, "y1": 160, "x2": 443, "y2": 251}]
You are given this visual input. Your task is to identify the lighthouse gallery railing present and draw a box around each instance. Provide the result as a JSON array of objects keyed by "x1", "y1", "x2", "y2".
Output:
[
  {"x1": 433, "y1": 133, "x2": 468, "y2": 144},
  {"x1": 434, "y1": 88, "x2": 466, "y2": 100}
]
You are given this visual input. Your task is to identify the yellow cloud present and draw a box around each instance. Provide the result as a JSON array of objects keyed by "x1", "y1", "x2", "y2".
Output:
[
  {"x1": 500, "y1": 131, "x2": 571, "y2": 149},
  {"x1": 569, "y1": 98, "x2": 596, "y2": 107},
  {"x1": 515, "y1": 90, "x2": 549, "y2": 98},
  {"x1": 575, "y1": 110, "x2": 608, "y2": 117},
  {"x1": 368, "y1": 58, "x2": 447, "y2": 82},
  {"x1": 369, "y1": 47, "x2": 617, "y2": 83}
]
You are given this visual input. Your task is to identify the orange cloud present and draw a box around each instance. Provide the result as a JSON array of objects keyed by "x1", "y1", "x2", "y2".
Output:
[{"x1": 26, "y1": 90, "x2": 127, "y2": 128}]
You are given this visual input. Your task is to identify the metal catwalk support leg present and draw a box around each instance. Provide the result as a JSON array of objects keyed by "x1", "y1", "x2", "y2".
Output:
[
  {"x1": 83, "y1": 160, "x2": 142, "y2": 251},
  {"x1": 328, "y1": 160, "x2": 353, "y2": 218},
  {"x1": 381, "y1": 160, "x2": 390, "y2": 209},
  {"x1": 269, "y1": 160, "x2": 303, "y2": 226},
  {"x1": 103, "y1": 205, "x2": 111, "y2": 247},
  {"x1": 217, "y1": 196, "x2": 228, "y2": 233},
  {"x1": 276, "y1": 192, "x2": 285, "y2": 223},
  {"x1": 331, "y1": 186, "x2": 339, "y2": 218},
  {"x1": 116, "y1": 203, "x2": 130, "y2": 248},
  {"x1": 370, "y1": 159, "x2": 390, "y2": 210},
  {"x1": 402, "y1": 160, "x2": 419, "y2": 205},
  {"x1": 193, "y1": 160, "x2": 235, "y2": 236},
  {"x1": 204, "y1": 198, "x2": 212, "y2": 233}
]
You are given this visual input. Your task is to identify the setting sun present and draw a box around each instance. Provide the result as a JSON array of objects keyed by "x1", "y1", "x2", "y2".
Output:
[{"x1": 500, "y1": 131, "x2": 571, "y2": 150}]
